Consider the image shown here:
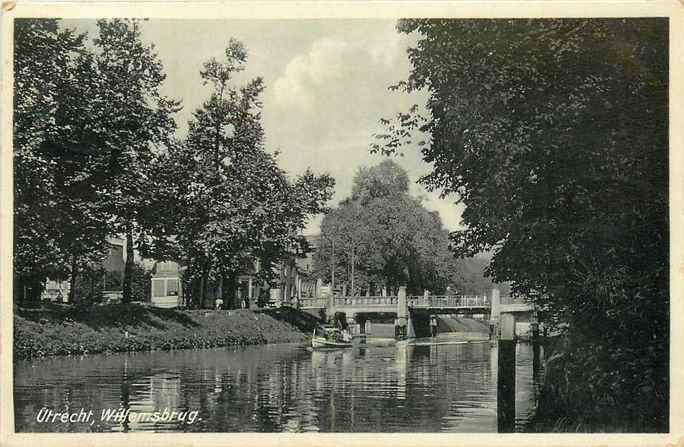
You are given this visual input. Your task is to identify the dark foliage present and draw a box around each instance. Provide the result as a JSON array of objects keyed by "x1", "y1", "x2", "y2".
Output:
[{"x1": 375, "y1": 18, "x2": 668, "y2": 431}]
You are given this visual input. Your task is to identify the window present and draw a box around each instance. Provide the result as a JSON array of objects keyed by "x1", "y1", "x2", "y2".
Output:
[
  {"x1": 152, "y1": 279, "x2": 165, "y2": 298},
  {"x1": 166, "y1": 279, "x2": 179, "y2": 296}
]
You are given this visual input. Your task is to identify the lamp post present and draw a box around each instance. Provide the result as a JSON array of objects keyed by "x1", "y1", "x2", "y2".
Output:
[
  {"x1": 330, "y1": 237, "x2": 335, "y2": 315},
  {"x1": 320, "y1": 233, "x2": 336, "y2": 318},
  {"x1": 325, "y1": 237, "x2": 332, "y2": 293}
]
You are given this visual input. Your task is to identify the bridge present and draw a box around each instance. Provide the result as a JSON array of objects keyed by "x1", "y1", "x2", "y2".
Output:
[
  {"x1": 298, "y1": 286, "x2": 534, "y2": 337},
  {"x1": 299, "y1": 290, "x2": 532, "y2": 315},
  {"x1": 303, "y1": 294, "x2": 492, "y2": 314}
]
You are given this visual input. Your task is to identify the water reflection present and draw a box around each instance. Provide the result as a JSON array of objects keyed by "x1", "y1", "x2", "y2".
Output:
[{"x1": 14, "y1": 340, "x2": 542, "y2": 432}]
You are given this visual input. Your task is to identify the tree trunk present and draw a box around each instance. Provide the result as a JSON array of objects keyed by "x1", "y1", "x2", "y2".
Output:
[
  {"x1": 226, "y1": 273, "x2": 238, "y2": 309},
  {"x1": 32, "y1": 278, "x2": 46, "y2": 305},
  {"x1": 331, "y1": 239, "x2": 336, "y2": 296},
  {"x1": 181, "y1": 265, "x2": 191, "y2": 309},
  {"x1": 191, "y1": 275, "x2": 202, "y2": 309},
  {"x1": 200, "y1": 271, "x2": 208, "y2": 309},
  {"x1": 217, "y1": 274, "x2": 224, "y2": 304},
  {"x1": 69, "y1": 254, "x2": 78, "y2": 303},
  {"x1": 122, "y1": 228, "x2": 134, "y2": 303},
  {"x1": 350, "y1": 247, "x2": 355, "y2": 297},
  {"x1": 185, "y1": 255, "x2": 196, "y2": 309}
]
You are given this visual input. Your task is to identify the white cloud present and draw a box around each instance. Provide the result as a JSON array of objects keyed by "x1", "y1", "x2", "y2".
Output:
[
  {"x1": 269, "y1": 29, "x2": 407, "y2": 123},
  {"x1": 268, "y1": 27, "x2": 464, "y2": 235},
  {"x1": 65, "y1": 19, "x2": 463, "y2": 234},
  {"x1": 273, "y1": 38, "x2": 355, "y2": 111}
]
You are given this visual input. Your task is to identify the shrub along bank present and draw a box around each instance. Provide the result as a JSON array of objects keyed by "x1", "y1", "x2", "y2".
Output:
[
  {"x1": 14, "y1": 303, "x2": 321, "y2": 360},
  {"x1": 527, "y1": 334, "x2": 665, "y2": 433}
]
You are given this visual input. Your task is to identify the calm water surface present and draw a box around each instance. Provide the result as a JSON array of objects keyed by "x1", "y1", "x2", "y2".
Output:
[{"x1": 14, "y1": 339, "x2": 542, "y2": 432}]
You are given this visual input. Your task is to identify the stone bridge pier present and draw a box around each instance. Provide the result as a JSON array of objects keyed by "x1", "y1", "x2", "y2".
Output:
[{"x1": 395, "y1": 286, "x2": 415, "y2": 338}]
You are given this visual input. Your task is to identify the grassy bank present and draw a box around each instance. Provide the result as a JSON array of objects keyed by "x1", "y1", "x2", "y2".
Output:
[{"x1": 14, "y1": 303, "x2": 321, "y2": 360}]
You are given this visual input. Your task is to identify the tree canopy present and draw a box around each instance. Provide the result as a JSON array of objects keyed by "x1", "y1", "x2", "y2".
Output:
[
  {"x1": 13, "y1": 19, "x2": 181, "y2": 305},
  {"x1": 14, "y1": 19, "x2": 110, "y2": 303},
  {"x1": 90, "y1": 19, "x2": 181, "y2": 303},
  {"x1": 374, "y1": 18, "x2": 668, "y2": 430},
  {"x1": 150, "y1": 40, "x2": 335, "y2": 308},
  {"x1": 318, "y1": 160, "x2": 487, "y2": 296},
  {"x1": 13, "y1": 21, "x2": 334, "y2": 310}
]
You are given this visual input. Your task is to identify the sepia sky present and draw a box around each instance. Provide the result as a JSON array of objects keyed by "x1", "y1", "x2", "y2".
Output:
[{"x1": 64, "y1": 19, "x2": 465, "y2": 234}]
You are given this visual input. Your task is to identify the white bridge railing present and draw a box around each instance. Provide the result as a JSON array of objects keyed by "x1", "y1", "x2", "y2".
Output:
[
  {"x1": 334, "y1": 296, "x2": 399, "y2": 306},
  {"x1": 408, "y1": 295, "x2": 489, "y2": 308},
  {"x1": 298, "y1": 295, "x2": 491, "y2": 309},
  {"x1": 297, "y1": 297, "x2": 329, "y2": 308}
]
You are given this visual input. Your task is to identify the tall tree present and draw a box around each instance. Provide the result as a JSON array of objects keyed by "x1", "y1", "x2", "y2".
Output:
[
  {"x1": 319, "y1": 200, "x2": 375, "y2": 295},
  {"x1": 319, "y1": 160, "x2": 457, "y2": 296},
  {"x1": 13, "y1": 19, "x2": 110, "y2": 305},
  {"x1": 374, "y1": 19, "x2": 668, "y2": 430},
  {"x1": 152, "y1": 40, "x2": 334, "y2": 308},
  {"x1": 90, "y1": 19, "x2": 179, "y2": 303}
]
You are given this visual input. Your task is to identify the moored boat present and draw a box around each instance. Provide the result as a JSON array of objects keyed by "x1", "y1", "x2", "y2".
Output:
[{"x1": 311, "y1": 326, "x2": 353, "y2": 349}]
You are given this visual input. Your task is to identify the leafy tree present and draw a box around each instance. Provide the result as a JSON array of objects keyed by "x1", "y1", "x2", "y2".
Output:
[
  {"x1": 351, "y1": 159, "x2": 410, "y2": 203},
  {"x1": 152, "y1": 40, "x2": 334, "y2": 308},
  {"x1": 86, "y1": 19, "x2": 179, "y2": 304},
  {"x1": 13, "y1": 19, "x2": 110, "y2": 305},
  {"x1": 450, "y1": 256, "x2": 510, "y2": 296},
  {"x1": 14, "y1": 19, "x2": 179, "y2": 306},
  {"x1": 130, "y1": 263, "x2": 152, "y2": 302},
  {"x1": 374, "y1": 19, "x2": 668, "y2": 431},
  {"x1": 319, "y1": 199, "x2": 376, "y2": 295},
  {"x1": 318, "y1": 160, "x2": 459, "y2": 296}
]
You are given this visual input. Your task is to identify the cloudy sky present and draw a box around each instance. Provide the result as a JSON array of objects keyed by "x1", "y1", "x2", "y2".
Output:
[{"x1": 66, "y1": 19, "x2": 465, "y2": 234}]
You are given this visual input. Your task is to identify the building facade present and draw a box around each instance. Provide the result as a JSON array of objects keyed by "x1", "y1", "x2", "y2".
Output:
[
  {"x1": 40, "y1": 236, "x2": 126, "y2": 303},
  {"x1": 147, "y1": 234, "x2": 325, "y2": 309}
]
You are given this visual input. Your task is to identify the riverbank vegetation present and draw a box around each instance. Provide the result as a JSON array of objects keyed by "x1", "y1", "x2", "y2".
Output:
[
  {"x1": 376, "y1": 19, "x2": 668, "y2": 432},
  {"x1": 14, "y1": 303, "x2": 319, "y2": 360}
]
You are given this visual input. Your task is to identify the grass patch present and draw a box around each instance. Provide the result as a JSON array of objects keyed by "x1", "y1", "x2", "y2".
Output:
[{"x1": 14, "y1": 303, "x2": 319, "y2": 360}]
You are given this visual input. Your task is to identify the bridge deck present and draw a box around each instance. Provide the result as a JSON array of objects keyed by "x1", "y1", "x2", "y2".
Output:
[
  {"x1": 298, "y1": 295, "x2": 533, "y2": 313},
  {"x1": 300, "y1": 295, "x2": 490, "y2": 310}
]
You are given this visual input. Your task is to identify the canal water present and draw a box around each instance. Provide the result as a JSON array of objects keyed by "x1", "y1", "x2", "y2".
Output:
[{"x1": 14, "y1": 340, "x2": 543, "y2": 432}]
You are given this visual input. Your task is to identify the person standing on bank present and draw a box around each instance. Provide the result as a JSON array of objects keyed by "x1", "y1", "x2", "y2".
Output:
[{"x1": 430, "y1": 315, "x2": 438, "y2": 338}]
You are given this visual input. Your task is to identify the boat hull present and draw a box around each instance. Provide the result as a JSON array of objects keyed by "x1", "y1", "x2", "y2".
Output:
[{"x1": 311, "y1": 336, "x2": 352, "y2": 349}]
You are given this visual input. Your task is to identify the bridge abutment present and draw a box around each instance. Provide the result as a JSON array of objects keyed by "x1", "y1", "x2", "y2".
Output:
[
  {"x1": 490, "y1": 288, "x2": 501, "y2": 322},
  {"x1": 394, "y1": 286, "x2": 416, "y2": 338}
]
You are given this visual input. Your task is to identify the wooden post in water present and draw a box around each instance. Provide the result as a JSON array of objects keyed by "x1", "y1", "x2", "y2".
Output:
[
  {"x1": 497, "y1": 312, "x2": 516, "y2": 433},
  {"x1": 357, "y1": 314, "x2": 366, "y2": 334}
]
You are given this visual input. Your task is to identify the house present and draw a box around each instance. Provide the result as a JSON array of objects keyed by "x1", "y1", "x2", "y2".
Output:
[
  {"x1": 41, "y1": 278, "x2": 70, "y2": 303},
  {"x1": 147, "y1": 234, "x2": 325, "y2": 309},
  {"x1": 40, "y1": 236, "x2": 126, "y2": 303},
  {"x1": 150, "y1": 261, "x2": 183, "y2": 308}
]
